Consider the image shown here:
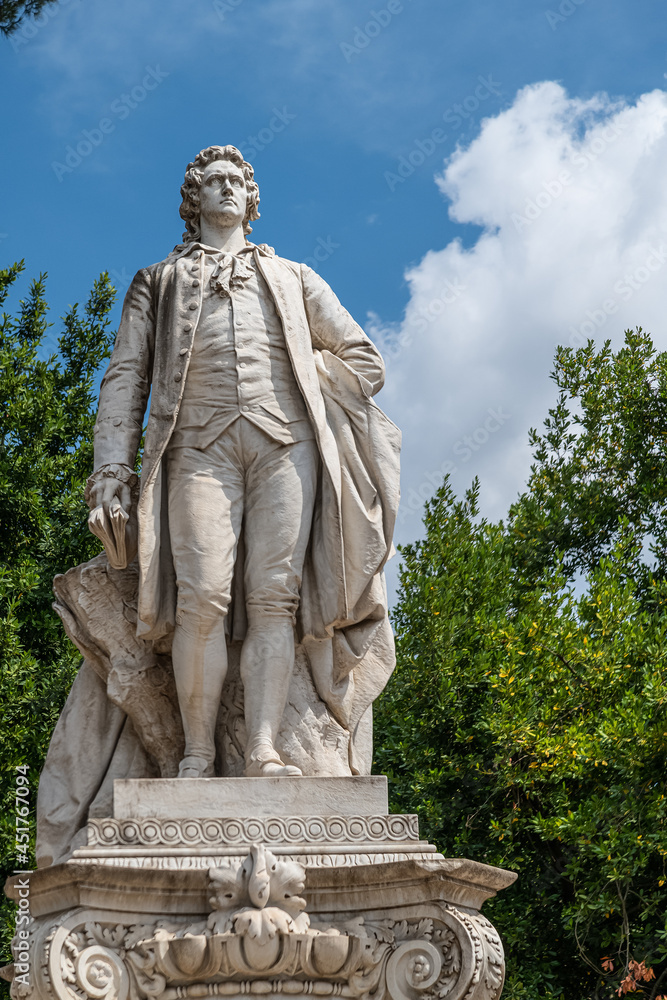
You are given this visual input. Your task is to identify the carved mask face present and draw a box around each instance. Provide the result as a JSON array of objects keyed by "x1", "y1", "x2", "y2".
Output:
[{"x1": 199, "y1": 159, "x2": 247, "y2": 232}]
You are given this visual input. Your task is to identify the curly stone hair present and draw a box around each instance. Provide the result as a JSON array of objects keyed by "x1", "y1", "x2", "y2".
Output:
[{"x1": 179, "y1": 145, "x2": 260, "y2": 242}]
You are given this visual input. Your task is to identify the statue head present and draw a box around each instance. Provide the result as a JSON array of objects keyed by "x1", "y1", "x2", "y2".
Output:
[{"x1": 179, "y1": 145, "x2": 260, "y2": 243}]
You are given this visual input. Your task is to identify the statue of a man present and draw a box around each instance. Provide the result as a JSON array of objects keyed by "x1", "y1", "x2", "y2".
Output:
[{"x1": 84, "y1": 145, "x2": 400, "y2": 782}]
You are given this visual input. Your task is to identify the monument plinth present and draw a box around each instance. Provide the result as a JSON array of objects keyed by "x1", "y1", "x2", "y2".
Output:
[{"x1": 5, "y1": 777, "x2": 515, "y2": 1000}]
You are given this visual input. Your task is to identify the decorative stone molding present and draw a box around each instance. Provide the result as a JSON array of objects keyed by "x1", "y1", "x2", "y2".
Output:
[
  {"x1": 86, "y1": 815, "x2": 421, "y2": 848},
  {"x1": 207, "y1": 844, "x2": 312, "y2": 939},
  {"x1": 31, "y1": 907, "x2": 502, "y2": 1000},
  {"x1": 6, "y1": 845, "x2": 512, "y2": 1000},
  {"x1": 71, "y1": 813, "x2": 439, "y2": 871},
  {"x1": 69, "y1": 850, "x2": 443, "y2": 870},
  {"x1": 17, "y1": 906, "x2": 504, "y2": 1000}
]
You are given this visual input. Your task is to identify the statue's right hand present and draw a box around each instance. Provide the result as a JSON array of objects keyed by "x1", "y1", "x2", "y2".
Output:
[
  {"x1": 86, "y1": 476, "x2": 132, "y2": 520},
  {"x1": 85, "y1": 465, "x2": 138, "y2": 569}
]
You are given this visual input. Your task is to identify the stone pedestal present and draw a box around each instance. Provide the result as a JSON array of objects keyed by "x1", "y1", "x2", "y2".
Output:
[{"x1": 4, "y1": 778, "x2": 516, "y2": 1000}]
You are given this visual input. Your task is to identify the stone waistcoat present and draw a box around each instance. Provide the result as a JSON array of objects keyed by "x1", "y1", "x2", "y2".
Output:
[{"x1": 171, "y1": 249, "x2": 312, "y2": 450}]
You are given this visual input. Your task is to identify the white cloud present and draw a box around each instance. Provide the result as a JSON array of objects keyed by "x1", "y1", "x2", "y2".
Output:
[{"x1": 373, "y1": 80, "x2": 667, "y2": 586}]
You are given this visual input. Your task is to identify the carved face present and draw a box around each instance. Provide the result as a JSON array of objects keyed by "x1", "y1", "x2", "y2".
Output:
[{"x1": 199, "y1": 159, "x2": 248, "y2": 232}]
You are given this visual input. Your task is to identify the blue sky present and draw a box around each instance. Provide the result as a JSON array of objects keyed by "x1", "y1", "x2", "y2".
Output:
[
  {"x1": 3, "y1": 0, "x2": 667, "y2": 589},
  {"x1": 3, "y1": 0, "x2": 664, "y2": 325}
]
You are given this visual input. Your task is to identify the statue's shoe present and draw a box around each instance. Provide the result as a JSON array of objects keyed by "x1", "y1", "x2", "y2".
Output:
[
  {"x1": 248, "y1": 760, "x2": 303, "y2": 777},
  {"x1": 244, "y1": 747, "x2": 303, "y2": 778},
  {"x1": 178, "y1": 755, "x2": 214, "y2": 778}
]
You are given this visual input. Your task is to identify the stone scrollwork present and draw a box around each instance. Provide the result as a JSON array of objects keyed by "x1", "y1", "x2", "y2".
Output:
[
  {"x1": 360, "y1": 906, "x2": 504, "y2": 1000},
  {"x1": 457, "y1": 911, "x2": 505, "y2": 1000},
  {"x1": 71, "y1": 946, "x2": 129, "y2": 1000},
  {"x1": 385, "y1": 940, "x2": 443, "y2": 1000},
  {"x1": 59, "y1": 925, "x2": 130, "y2": 1000},
  {"x1": 425, "y1": 907, "x2": 505, "y2": 1000},
  {"x1": 13, "y1": 847, "x2": 508, "y2": 1000}
]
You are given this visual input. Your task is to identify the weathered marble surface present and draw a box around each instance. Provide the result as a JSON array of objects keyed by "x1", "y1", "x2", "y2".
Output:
[
  {"x1": 113, "y1": 776, "x2": 389, "y2": 820},
  {"x1": 5, "y1": 858, "x2": 514, "y2": 1000},
  {"x1": 4, "y1": 778, "x2": 516, "y2": 1000},
  {"x1": 5, "y1": 852, "x2": 514, "y2": 1000},
  {"x1": 3, "y1": 148, "x2": 518, "y2": 1000},
  {"x1": 37, "y1": 557, "x2": 359, "y2": 867},
  {"x1": 37, "y1": 145, "x2": 401, "y2": 877}
]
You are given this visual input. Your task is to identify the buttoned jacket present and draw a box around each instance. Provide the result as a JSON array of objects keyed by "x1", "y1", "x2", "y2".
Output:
[{"x1": 94, "y1": 244, "x2": 401, "y2": 771}]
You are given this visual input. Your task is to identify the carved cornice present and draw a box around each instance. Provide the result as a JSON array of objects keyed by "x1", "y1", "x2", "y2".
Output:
[
  {"x1": 9, "y1": 845, "x2": 510, "y2": 1000},
  {"x1": 71, "y1": 851, "x2": 442, "y2": 870}
]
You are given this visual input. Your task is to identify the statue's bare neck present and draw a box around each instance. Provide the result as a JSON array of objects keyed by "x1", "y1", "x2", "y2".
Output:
[{"x1": 199, "y1": 218, "x2": 248, "y2": 254}]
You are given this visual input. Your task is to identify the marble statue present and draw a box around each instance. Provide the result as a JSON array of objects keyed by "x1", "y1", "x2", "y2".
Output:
[{"x1": 35, "y1": 145, "x2": 401, "y2": 866}]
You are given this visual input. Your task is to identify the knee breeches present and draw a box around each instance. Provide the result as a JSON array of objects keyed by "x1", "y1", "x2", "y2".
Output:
[{"x1": 167, "y1": 419, "x2": 318, "y2": 629}]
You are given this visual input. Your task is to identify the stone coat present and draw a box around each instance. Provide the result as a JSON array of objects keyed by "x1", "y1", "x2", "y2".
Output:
[{"x1": 94, "y1": 243, "x2": 401, "y2": 771}]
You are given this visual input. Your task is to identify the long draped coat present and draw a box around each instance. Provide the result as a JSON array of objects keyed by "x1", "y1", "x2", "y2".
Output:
[{"x1": 93, "y1": 243, "x2": 401, "y2": 775}]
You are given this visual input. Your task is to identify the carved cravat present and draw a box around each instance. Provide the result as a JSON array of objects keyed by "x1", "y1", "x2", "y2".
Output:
[{"x1": 209, "y1": 250, "x2": 256, "y2": 297}]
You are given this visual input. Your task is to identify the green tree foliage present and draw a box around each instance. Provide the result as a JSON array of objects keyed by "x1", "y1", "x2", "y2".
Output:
[
  {"x1": 375, "y1": 330, "x2": 667, "y2": 1000},
  {"x1": 0, "y1": 262, "x2": 114, "y2": 985},
  {"x1": 510, "y1": 329, "x2": 667, "y2": 591},
  {"x1": 0, "y1": 0, "x2": 60, "y2": 36}
]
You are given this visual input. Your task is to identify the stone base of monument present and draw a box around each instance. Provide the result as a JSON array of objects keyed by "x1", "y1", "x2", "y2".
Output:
[{"x1": 4, "y1": 777, "x2": 516, "y2": 1000}]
